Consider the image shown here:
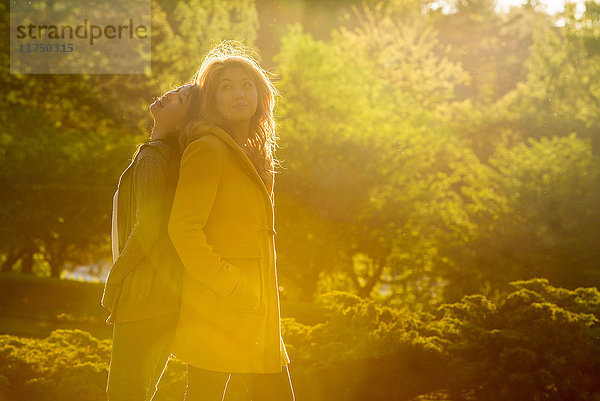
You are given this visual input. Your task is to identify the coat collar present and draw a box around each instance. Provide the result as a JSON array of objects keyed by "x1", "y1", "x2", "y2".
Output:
[{"x1": 196, "y1": 125, "x2": 273, "y2": 209}]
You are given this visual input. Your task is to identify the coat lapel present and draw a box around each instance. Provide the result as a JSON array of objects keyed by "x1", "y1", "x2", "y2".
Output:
[{"x1": 203, "y1": 126, "x2": 273, "y2": 209}]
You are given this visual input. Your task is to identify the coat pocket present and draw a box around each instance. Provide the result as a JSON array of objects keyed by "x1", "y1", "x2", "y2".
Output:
[{"x1": 211, "y1": 242, "x2": 263, "y2": 313}]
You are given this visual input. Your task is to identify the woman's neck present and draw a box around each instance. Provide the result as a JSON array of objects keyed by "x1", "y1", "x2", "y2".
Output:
[
  {"x1": 227, "y1": 120, "x2": 250, "y2": 146},
  {"x1": 150, "y1": 123, "x2": 173, "y2": 141}
]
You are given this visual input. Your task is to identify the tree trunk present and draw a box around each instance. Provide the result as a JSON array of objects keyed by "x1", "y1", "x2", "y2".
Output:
[
  {"x1": 1, "y1": 249, "x2": 23, "y2": 273},
  {"x1": 357, "y1": 259, "x2": 385, "y2": 298},
  {"x1": 44, "y1": 240, "x2": 66, "y2": 278},
  {"x1": 21, "y1": 251, "x2": 34, "y2": 275},
  {"x1": 298, "y1": 261, "x2": 319, "y2": 303},
  {"x1": 50, "y1": 261, "x2": 62, "y2": 278}
]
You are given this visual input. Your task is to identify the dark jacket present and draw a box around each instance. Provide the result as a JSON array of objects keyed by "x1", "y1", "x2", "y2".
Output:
[{"x1": 102, "y1": 139, "x2": 183, "y2": 323}]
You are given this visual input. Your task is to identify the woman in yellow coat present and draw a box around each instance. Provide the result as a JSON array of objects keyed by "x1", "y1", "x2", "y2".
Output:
[{"x1": 168, "y1": 44, "x2": 294, "y2": 400}]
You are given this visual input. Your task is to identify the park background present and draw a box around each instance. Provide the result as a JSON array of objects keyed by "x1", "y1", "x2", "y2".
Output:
[{"x1": 1, "y1": 0, "x2": 600, "y2": 399}]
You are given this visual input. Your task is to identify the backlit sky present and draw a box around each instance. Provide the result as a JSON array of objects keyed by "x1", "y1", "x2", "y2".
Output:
[{"x1": 495, "y1": 0, "x2": 587, "y2": 14}]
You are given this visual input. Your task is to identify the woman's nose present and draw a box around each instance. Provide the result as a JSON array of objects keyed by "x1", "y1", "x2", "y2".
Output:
[
  {"x1": 233, "y1": 88, "x2": 246, "y2": 99},
  {"x1": 161, "y1": 92, "x2": 177, "y2": 104}
]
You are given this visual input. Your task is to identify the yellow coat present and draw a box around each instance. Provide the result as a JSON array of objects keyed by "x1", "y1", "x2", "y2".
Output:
[{"x1": 168, "y1": 124, "x2": 290, "y2": 373}]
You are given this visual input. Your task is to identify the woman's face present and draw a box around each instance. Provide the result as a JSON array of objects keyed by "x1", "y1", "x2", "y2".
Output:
[
  {"x1": 214, "y1": 66, "x2": 258, "y2": 124},
  {"x1": 150, "y1": 84, "x2": 194, "y2": 132}
]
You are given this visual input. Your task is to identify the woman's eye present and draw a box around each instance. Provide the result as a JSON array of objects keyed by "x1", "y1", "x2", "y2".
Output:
[{"x1": 244, "y1": 82, "x2": 254, "y2": 88}]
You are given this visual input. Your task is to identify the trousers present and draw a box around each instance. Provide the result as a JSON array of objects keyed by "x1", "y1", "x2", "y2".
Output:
[
  {"x1": 106, "y1": 313, "x2": 177, "y2": 401},
  {"x1": 184, "y1": 365, "x2": 295, "y2": 401}
]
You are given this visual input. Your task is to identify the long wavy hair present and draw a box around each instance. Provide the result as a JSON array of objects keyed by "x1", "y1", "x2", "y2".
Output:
[{"x1": 181, "y1": 42, "x2": 279, "y2": 182}]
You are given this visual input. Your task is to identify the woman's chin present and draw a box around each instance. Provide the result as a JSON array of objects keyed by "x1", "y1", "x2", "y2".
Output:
[{"x1": 149, "y1": 101, "x2": 160, "y2": 115}]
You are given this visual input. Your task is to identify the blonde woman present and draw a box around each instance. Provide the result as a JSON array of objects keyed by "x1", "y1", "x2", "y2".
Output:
[{"x1": 168, "y1": 44, "x2": 294, "y2": 400}]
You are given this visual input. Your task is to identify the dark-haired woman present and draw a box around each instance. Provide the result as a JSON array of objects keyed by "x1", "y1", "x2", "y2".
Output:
[{"x1": 102, "y1": 84, "x2": 198, "y2": 401}]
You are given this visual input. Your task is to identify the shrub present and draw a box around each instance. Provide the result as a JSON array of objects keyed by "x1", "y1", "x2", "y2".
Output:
[
  {"x1": 434, "y1": 278, "x2": 600, "y2": 400},
  {"x1": 0, "y1": 330, "x2": 109, "y2": 401},
  {"x1": 1, "y1": 279, "x2": 598, "y2": 401}
]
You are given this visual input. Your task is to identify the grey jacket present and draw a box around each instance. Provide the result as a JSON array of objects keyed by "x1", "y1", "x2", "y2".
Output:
[{"x1": 102, "y1": 139, "x2": 183, "y2": 323}]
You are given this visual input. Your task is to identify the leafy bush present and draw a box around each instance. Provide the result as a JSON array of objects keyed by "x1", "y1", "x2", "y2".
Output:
[
  {"x1": 282, "y1": 291, "x2": 450, "y2": 401},
  {"x1": 0, "y1": 329, "x2": 190, "y2": 401},
  {"x1": 284, "y1": 280, "x2": 600, "y2": 401},
  {"x1": 434, "y1": 278, "x2": 600, "y2": 401},
  {"x1": 0, "y1": 330, "x2": 109, "y2": 401},
  {"x1": 1, "y1": 280, "x2": 598, "y2": 401}
]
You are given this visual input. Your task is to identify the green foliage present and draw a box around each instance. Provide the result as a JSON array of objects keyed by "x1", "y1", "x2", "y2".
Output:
[
  {"x1": 152, "y1": 0, "x2": 259, "y2": 88},
  {"x1": 1, "y1": 0, "x2": 599, "y2": 346},
  {"x1": 435, "y1": 279, "x2": 600, "y2": 400},
  {"x1": 273, "y1": 2, "x2": 599, "y2": 309},
  {"x1": 1, "y1": 280, "x2": 598, "y2": 400},
  {"x1": 3, "y1": 0, "x2": 600, "y2": 398},
  {"x1": 283, "y1": 291, "x2": 434, "y2": 368},
  {"x1": 417, "y1": 133, "x2": 600, "y2": 301},
  {"x1": 275, "y1": 12, "x2": 478, "y2": 305},
  {"x1": 284, "y1": 279, "x2": 600, "y2": 400},
  {"x1": 0, "y1": 1, "x2": 144, "y2": 276},
  {"x1": 0, "y1": 330, "x2": 110, "y2": 401},
  {"x1": 494, "y1": 2, "x2": 600, "y2": 152},
  {"x1": 430, "y1": 1, "x2": 543, "y2": 104},
  {"x1": 0, "y1": 103, "x2": 130, "y2": 276},
  {"x1": 338, "y1": 7, "x2": 470, "y2": 114},
  {"x1": 481, "y1": 135, "x2": 599, "y2": 291},
  {"x1": 281, "y1": 293, "x2": 449, "y2": 401},
  {"x1": 0, "y1": 329, "x2": 190, "y2": 401},
  {"x1": 0, "y1": 0, "x2": 261, "y2": 277}
]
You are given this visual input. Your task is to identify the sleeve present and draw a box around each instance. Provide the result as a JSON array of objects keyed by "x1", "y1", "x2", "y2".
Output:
[
  {"x1": 168, "y1": 139, "x2": 241, "y2": 299},
  {"x1": 101, "y1": 153, "x2": 168, "y2": 312},
  {"x1": 111, "y1": 189, "x2": 120, "y2": 263}
]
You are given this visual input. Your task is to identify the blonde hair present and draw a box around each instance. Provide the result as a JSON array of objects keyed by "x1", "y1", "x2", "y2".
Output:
[{"x1": 182, "y1": 41, "x2": 279, "y2": 181}]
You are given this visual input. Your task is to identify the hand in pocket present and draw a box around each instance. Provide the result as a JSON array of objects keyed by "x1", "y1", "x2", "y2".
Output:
[{"x1": 218, "y1": 261, "x2": 261, "y2": 312}]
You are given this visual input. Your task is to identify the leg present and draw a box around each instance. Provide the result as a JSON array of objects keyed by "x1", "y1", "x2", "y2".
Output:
[
  {"x1": 185, "y1": 365, "x2": 231, "y2": 401},
  {"x1": 237, "y1": 365, "x2": 295, "y2": 401},
  {"x1": 148, "y1": 348, "x2": 173, "y2": 401},
  {"x1": 106, "y1": 313, "x2": 177, "y2": 401}
]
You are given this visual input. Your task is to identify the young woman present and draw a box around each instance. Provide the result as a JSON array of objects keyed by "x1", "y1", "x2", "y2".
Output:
[
  {"x1": 168, "y1": 44, "x2": 295, "y2": 400},
  {"x1": 102, "y1": 83, "x2": 199, "y2": 401}
]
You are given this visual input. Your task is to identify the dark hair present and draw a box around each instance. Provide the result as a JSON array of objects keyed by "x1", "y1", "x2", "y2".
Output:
[
  {"x1": 134, "y1": 84, "x2": 201, "y2": 159},
  {"x1": 179, "y1": 84, "x2": 201, "y2": 133}
]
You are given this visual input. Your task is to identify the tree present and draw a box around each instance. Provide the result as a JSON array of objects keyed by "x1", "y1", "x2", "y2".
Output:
[
  {"x1": 493, "y1": 1, "x2": 600, "y2": 153},
  {"x1": 152, "y1": 0, "x2": 259, "y2": 88},
  {"x1": 274, "y1": 9, "x2": 475, "y2": 304},
  {"x1": 486, "y1": 135, "x2": 600, "y2": 289},
  {"x1": 0, "y1": 0, "x2": 261, "y2": 277},
  {"x1": 429, "y1": 0, "x2": 545, "y2": 105}
]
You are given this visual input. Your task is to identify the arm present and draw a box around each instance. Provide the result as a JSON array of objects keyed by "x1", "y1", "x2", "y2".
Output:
[
  {"x1": 168, "y1": 139, "x2": 241, "y2": 298},
  {"x1": 102, "y1": 152, "x2": 167, "y2": 311}
]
